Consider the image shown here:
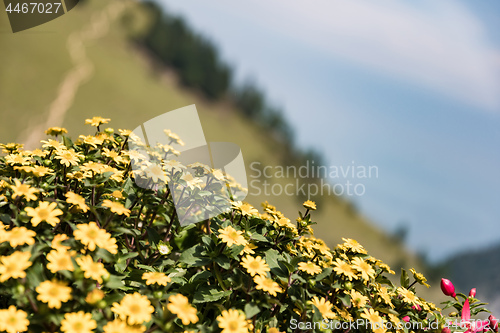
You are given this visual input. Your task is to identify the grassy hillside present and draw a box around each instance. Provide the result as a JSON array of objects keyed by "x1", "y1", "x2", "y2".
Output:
[{"x1": 0, "y1": 0, "x2": 439, "y2": 300}]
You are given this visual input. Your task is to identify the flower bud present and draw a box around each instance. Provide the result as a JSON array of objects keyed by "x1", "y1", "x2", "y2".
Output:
[
  {"x1": 489, "y1": 315, "x2": 498, "y2": 332},
  {"x1": 85, "y1": 289, "x2": 104, "y2": 305},
  {"x1": 402, "y1": 316, "x2": 410, "y2": 322},
  {"x1": 412, "y1": 304, "x2": 421, "y2": 311},
  {"x1": 440, "y1": 278, "x2": 456, "y2": 297},
  {"x1": 469, "y1": 288, "x2": 476, "y2": 298},
  {"x1": 441, "y1": 328, "x2": 451, "y2": 333}
]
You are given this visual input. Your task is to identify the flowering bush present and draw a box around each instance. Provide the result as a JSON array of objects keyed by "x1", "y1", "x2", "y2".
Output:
[{"x1": 0, "y1": 117, "x2": 495, "y2": 333}]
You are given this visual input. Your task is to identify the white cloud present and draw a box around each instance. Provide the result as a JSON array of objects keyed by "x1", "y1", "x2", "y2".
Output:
[{"x1": 164, "y1": 0, "x2": 500, "y2": 111}]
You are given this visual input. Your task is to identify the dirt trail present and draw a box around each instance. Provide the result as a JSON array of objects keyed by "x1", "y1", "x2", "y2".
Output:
[{"x1": 20, "y1": 1, "x2": 129, "y2": 149}]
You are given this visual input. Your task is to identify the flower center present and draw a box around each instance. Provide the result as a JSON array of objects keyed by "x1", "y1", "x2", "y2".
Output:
[
  {"x1": 38, "y1": 209, "x2": 50, "y2": 220},
  {"x1": 228, "y1": 321, "x2": 239, "y2": 330},
  {"x1": 129, "y1": 304, "x2": 141, "y2": 314}
]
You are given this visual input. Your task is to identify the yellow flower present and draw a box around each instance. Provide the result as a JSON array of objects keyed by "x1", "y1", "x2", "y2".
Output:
[
  {"x1": 36, "y1": 279, "x2": 72, "y2": 309},
  {"x1": 76, "y1": 255, "x2": 109, "y2": 284},
  {"x1": 217, "y1": 309, "x2": 248, "y2": 333},
  {"x1": 98, "y1": 235, "x2": 118, "y2": 254},
  {"x1": 309, "y1": 296, "x2": 336, "y2": 319},
  {"x1": 67, "y1": 171, "x2": 87, "y2": 182},
  {"x1": 74, "y1": 222, "x2": 113, "y2": 252},
  {"x1": 45, "y1": 127, "x2": 68, "y2": 136},
  {"x1": 142, "y1": 272, "x2": 171, "y2": 286},
  {"x1": 333, "y1": 258, "x2": 357, "y2": 281},
  {"x1": 166, "y1": 294, "x2": 199, "y2": 325},
  {"x1": 311, "y1": 238, "x2": 331, "y2": 257},
  {"x1": 339, "y1": 238, "x2": 367, "y2": 254},
  {"x1": 239, "y1": 243, "x2": 257, "y2": 255},
  {"x1": 0, "y1": 251, "x2": 32, "y2": 282},
  {"x1": 55, "y1": 148, "x2": 83, "y2": 167},
  {"x1": 52, "y1": 234, "x2": 70, "y2": 251},
  {"x1": 103, "y1": 148, "x2": 126, "y2": 164},
  {"x1": 80, "y1": 161, "x2": 106, "y2": 174},
  {"x1": 350, "y1": 290, "x2": 369, "y2": 308},
  {"x1": 6, "y1": 226, "x2": 36, "y2": 247},
  {"x1": 302, "y1": 200, "x2": 316, "y2": 210},
  {"x1": 32, "y1": 165, "x2": 53, "y2": 177},
  {"x1": 103, "y1": 319, "x2": 141, "y2": 333},
  {"x1": 218, "y1": 226, "x2": 247, "y2": 247},
  {"x1": 267, "y1": 328, "x2": 284, "y2": 333},
  {"x1": 25, "y1": 201, "x2": 63, "y2": 227},
  {"x1": 1, "y1": 143, "x2": 24, "y2": 153},
  {"x1": 85, "y1": 116, "x2": 111, "y2": 127},
  {"x1": 41, "y1": 139, "x2": 65, "y2": 150},
  {"x1": 102, "y1": 319, "x2": 128, "y2": 333},
  {"x1": 5, "y1": 153, "x2": 30, "y2": 166},
  {"x1": 388, "y1": 314, "x2": 400, "y2": 325},
  {"x1": 85, "y1": 289, "x2": 105, "y2": 305},
  {"x1": 31, "y1": 148, "x2": 48, "y2": 157},
  {"x1": 377, "y1": 286, "x2": 394, "y2": 308},
  {"x1": 377, "y1": 262, "x2": 395, "y2": 275},
  {"x1": 78, "y1": 135, "x2": 104, "y2": 148},
  {"x1": 47, "y1": 249, "x2": 75, "y2": 273},
  {"x1": 298, "y1": 262, "x2": 322, "y2": 275},
  {"x1": 397, "y1": 287, "x2": 420, "y2": 305},
  {"x1": 253, "y1": 275, "x2": 282, "y2": 296},
  {"x1": 61, "y1": 311, "x2": 96, "y2": 333},
  {"x1": 352, "y1": 257, "x2": 376, "y2": 281},
  {"x1": 10, "y1": 179, "x2": 38, "y2": 201},
  {"x1": 0, "y1": 306, "x2": 29, "y2": 333},
  {"x1": 241, "y1": 255, "x2": 270, "y2": 277},
  {"x1": 66, "y1": 192, "x2": 89, "y2": 212},
  {"x1": 112, "y1": 293, "x2": 155, "y2": 325},
  {"x1": 232, "y1": 201, "x2": 259, "y2": 217},
  {"x1": 102, "y1": 200, "x2": 131, "y2": 216},
  {"x1": 118, "y1": 129, "x2": 132, "y2": 137},
  {"x1": 108, "y1": 190, "x2": 124, "y2": 199},
  {"x1": 164, "y1": 129, "x2": 185, "y2": 146},
  {"x1": 410, "y1": 268, "x2": 430, "y2": 288},
  {"x1": 360, "y1": 308, "x2": 386, "y2": 333}
]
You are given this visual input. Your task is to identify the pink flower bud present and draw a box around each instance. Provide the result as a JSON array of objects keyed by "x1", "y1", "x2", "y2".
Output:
[
  {"x1": 402, "y1": 316, "x2": 410, "y2": 322},
  {"x1": 469, "y1": 288, "x2": 476, "y2": 297},
  {"x1": 440, "y1": 278, "x2": 456, "y2": 297},
  {"x1": 441, "y1": 328, "x2": 451, "y2": 333},
  {"x1": 412, "y1": 304, "x2": 421, "y2": 311},
  {"x1": 489, "y1": 315, "x2": 499, "y2": 332}
]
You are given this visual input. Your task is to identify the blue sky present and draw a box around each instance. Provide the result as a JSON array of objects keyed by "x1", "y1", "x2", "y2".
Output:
[{"x1": 158, "y1": 0, "x2": 500, "y2": 261}]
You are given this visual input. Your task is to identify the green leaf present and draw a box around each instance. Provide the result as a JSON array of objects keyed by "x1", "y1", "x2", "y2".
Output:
[
  {"x1": 213, "y1": 256, "x2": 230, "y2": 270},
  {"x1": 244, "y1": 303, "x2": 261, "y2": 319},
  {"x1": 114, "y1": 252, "x2": 139, "y2": 272},
  {"x1": 62, "y1": 135, "x2": 73, "y2": 148},
  {"x1": 227, "y1": 244, "x2": 244, "y2": 260},
  {"x1": 400, "y1": 268, "x2": 410, "y2": 288},
  {"x1": 105, "y1": 274, "x2": 128, "y2": 290},
  {"x1": 264, "y1": 249, "x2": 281, "y2": 270},
  {"x1": 146, "y1": 227, "x2": 162, "y2": 247},
  {"x1": 192, "y1": 286, "x2": 231, "y2": 303},
  {"x1": 376, "y1": 275, "x2": 394, "y2": 287},
  {"x1": 178, "y1": 245, "x2": 212, "y2": 267},
  {"x1": 375, "y1": 307, "x2": 399, "y2": 316},
  {"x1": 314, "y1": 267, "x2": 332, "y2": 282},
  {"x1": 250, "y1": 233, "x2": 269, "y2": 243},
  {"x1": 115, "y1": 227, "x2": 141, "y2": 237},
  {"x1": 189, "y1": 270, "x2": 212, "y2": 283},
  {"x1": 337, "y1": 292, "x2": 351, "y2": 307}
]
